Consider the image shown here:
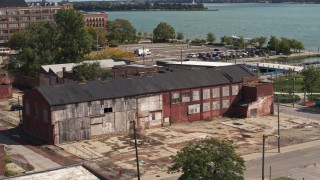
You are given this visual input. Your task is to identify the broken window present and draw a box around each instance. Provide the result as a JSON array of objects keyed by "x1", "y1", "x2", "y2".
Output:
[
  {"x1": 104, "y1": 107, "x2": 113, "y2": 113},
  {"x1": 202, "y1": 102, "x2": 210, "y2": 112},
  {"x1": 212, "y1": 87, "x2": 220, "y2": 98},
  {"x1": 222, "y1": 86, "x2": 230, "y2": 97},
  {"x1": 232, "y1": 85, "x2": 239, "y2": 96},
  {"x1": 202, "y1": 89, "x2": 210, "y2": 99},
  {"x1": 222, "y1": 99, "x2": 230, "y2": 109},
  {"x1": 182, "y1": 92, "x2": 191, "y2": 102},
  {"x1": 188, "y1": 104, "x2": 200, "y2": 114},
  {"x1": 212, "y1": 101, "x2": 220, "y2": 110},
  {"x1": 192, "y1": 90, "x2": 200, "y2": 101},
  {"x1": 171, "y1": 92, "x2": 180, "y2": 104}
]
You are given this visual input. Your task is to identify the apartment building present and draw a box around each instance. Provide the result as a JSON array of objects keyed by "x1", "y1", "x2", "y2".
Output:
[{"x1": 0, "y1": 0, "x2": 107, "y2": 43}]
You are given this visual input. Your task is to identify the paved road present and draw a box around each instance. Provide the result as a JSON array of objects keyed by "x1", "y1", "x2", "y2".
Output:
[
  {"x1": 245, "y1": 144, "x2": 320, "y2": 180},
  {"x1": 0, "y1": 131, "x2": 61, "y2": 172},
  {"x1": 277, "y1": 104, "x2": 320, "y2": 121}
]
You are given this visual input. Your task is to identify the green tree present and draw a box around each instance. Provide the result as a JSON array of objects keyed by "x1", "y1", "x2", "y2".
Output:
[
  {"x1": 278, "y1": 38, "x2": 291, "y2": 55},
  {"x1": 234, "y1": 36, "x2": 245, "y2": 49},
  {"x1": 153, "y1": 22, "x2": 175, "y2": 42},
  {"x1": 252, "y1": 37, "x2": 267, "y2": 48},
  {"x1": 206, "y1": 32, "x2": 216, "y2": 44},
  {"x1": 301, "y1": 66, "x2": 320, "y2": 100},
  {"x1": 176, "y1": 32, "x2": 184, "y2": 41},
  {"x1": 73, "y1": 62, "x2": 112, "y2": 81},
  {"x1": 220, "y1": 35, "x2": 233, "y2": 45},
  {"x1": 267, "y1": 36, "x2": 280, "y2": 52},
  {"x1": 55, "y1": 9, "x2": 93, "y2": 64},
  {"x1": 107, "y1": 19, "x2": 137, "y2": 44},
  {"x1": 8, "y1": 9, "x2": 93, "y2": 72},
  {"x1": 168, "y1": 138, "x2": 245, "y2": 180},
  {"x1": 8, "y1": 23, "x2": 58, "y2": 72},
  {"x1": 87, "y1": 27, "x2": 107, "y2": 50}
]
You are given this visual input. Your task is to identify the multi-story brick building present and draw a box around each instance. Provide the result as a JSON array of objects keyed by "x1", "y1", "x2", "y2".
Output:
[
  {"x1": 0, "y1": 0, "x2": 107, "y2": 43},
  {"x1": 22, "y1": 65, "x2": 274, "y2": 144}
]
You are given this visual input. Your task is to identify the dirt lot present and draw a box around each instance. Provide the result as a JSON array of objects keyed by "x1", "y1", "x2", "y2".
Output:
[{"x1": 59, "y1": 113, "x2": 320, "y2": 179}]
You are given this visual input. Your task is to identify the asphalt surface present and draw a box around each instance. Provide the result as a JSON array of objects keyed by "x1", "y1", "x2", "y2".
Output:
[{"x1": 245, "y1": 144, "x2": 320, "y2": 180}]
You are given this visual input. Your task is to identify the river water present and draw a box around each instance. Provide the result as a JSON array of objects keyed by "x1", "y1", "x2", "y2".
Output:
[{"x1": 108, "y1": 3, "x2": 320, "y2": 51}]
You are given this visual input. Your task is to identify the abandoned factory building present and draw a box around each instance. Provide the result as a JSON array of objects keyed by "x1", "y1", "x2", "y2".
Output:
[{"x1": 22, "y1": 65, "x2": 274, "y2": 144}]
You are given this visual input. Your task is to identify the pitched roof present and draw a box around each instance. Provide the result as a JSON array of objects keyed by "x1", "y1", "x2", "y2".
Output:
[
  {"x1": 34, "y1": 65, "x2": 255, "y2": 106},
  {"x1": 0, "y1": 0, "x2": 28, "y2": 8}
]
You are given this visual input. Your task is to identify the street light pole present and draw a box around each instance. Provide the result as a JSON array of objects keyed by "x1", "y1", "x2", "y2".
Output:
[
  {"x1": 132, "y1": 121, "x2": 140, "y2": 180},
  {"x1": 277, "y1": 96, "x2": 280, "y2": 153},
  {"x1": 180, "y1": 50, "x2": 183, "y2": 71},
  {"x1": 292, "y1": 77, "x2": 295, "y2": 107},
  {"x1": 262, "y1": 134, "x2": 266, "y2": 180}
]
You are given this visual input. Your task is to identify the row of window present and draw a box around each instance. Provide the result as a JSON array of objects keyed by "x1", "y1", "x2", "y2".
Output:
[
  {"x1": 171, "y1": 85, "x2": 239, "y2": 104},
  {"x1": 188, "y1": 99, "x2": 230, "y2": 115},
  {"x1": 0, "y1": 29, "x2": 19, "y2": 34},
  {"x1": 0, "y1": 9, "x2": 59, "y2": 15},
  {"x1": 0, "y1": 16, "x2": 52, "y2": 21},
  {"x1": 0, "y1": 20, "x2": 51, "y2": 29}
]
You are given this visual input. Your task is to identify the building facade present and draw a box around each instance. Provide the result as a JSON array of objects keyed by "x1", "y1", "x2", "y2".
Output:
[
  {"x1": 22, "y1": 65, "x2": 274, "y2": 144},
  {"x1": 0, "y1": 1, "x2": 107, "y2": 43}
]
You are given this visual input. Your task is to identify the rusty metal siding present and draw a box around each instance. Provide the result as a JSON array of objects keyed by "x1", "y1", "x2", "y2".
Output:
[{"x1": 58, "y1": 117, "x2": 90, "y2": 144}]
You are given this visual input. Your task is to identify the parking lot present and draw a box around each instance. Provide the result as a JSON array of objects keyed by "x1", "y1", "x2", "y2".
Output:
[{"x1": 119, "y1": 43, "x2": 269, "y2": 65}]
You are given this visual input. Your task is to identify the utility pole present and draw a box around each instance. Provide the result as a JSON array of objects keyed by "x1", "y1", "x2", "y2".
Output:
[
  {"x1": 262, "y1": 134, "x2": 266, "y2": 180},
  {"x1": 277, "y1": 96, "x2": 280, "y2": 153},
  {"x1": 180, "y1": 50, "x2": 183, "y2": 71},
  {"x1": 143, "y1": 46, "x2": 145, "y2": 65},
  {"x1": 132, "y1": 121, "x2": 140, "y2": 180},
  {"x1": 292, "y1": 77, "x2": 295, "y2": 107}
]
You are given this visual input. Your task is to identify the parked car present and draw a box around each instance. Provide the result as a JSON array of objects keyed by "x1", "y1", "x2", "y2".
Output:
[
  {"x1": 11, "y1": 104, "x2": 22, "y2": 111},
  {"x1": 187, "y1": 53, "x2": 198, "y2": 58}
]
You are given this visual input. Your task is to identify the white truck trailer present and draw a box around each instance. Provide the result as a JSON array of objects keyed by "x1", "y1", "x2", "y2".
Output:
[{"x1": 134, "y1": 48, "x2": 151, "y2": 56}]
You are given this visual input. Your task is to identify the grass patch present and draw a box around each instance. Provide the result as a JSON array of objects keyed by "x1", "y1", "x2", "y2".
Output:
[
  {"x1": 307, "y1": 94, "x2": 320, "y2": 101},
  {"x1": 272, "y1": 177, "x2": 295, "y2": 180},
  {"x1": 274, "y1": 94, "x2": 300, "y2": 103},
  {"x1": 274, "y1": 74, "x2": 305, "y2": 93},
  {"x1": 4, "y1": 169, "x2": 17, "y2": 177}
]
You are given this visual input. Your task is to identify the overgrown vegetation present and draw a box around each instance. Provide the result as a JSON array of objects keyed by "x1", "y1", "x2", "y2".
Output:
[
  {"x1": 85, "y1": 48, "x2": 136, "y2": 61},
  {"x1": 72, "y1": 62, "x2": 112, "y2": 81}
]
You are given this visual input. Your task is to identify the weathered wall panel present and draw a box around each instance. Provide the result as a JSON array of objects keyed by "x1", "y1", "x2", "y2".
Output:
[{"x1": 58, "y1": 117, "x2": 90, "y2": 144}]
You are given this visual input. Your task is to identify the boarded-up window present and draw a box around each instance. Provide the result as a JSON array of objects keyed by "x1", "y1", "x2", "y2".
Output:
[
  {"x1": 212, "y1": 101, "x2": 220, "y2": 110},
  {"x1": 222, "y1": 99, "x2": 230, "y2": 109},
  {"x1": 152, "y1": 112, "x2": 156, "y2": 120},
  {"x1": 202, "y1": 89, "x2": 210, "y2": 99},
  {"x1": 25, "y1": 103, "x2": 30, "y2": 116},
  {"x1": 182, "y1": 92, "x2": 191, "y2": 102},
  {"x1": 232, "y1": 85, "x2": 239, "y2": 95},
  {"x1": 222, "y1": 86, "x2": 230, "y2": 97},
  {"x1": 188, "y1": 104, "x2": 200, "y2": 114},
  {"x1": 171, "y1": 92, "x2": 180, "y2": 104},
  {"x1": 212, "y1": 87, "x2": 220, "y2": 98},
  {"x1": 43, "y1": 109, "x2": 48, "y2": 123},
  {"x1": 192, "y1": 90, "x2": 200, "y2": 101},
  {"x1": 203, "y1": 102, "x2": 210, "y2": 112}
]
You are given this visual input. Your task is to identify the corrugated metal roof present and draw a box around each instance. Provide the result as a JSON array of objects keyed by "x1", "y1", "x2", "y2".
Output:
[
  {"x1": 35, "y1": 65, "x2": 255, "y2": 106},
  {"x1": 0, "y1": 0, "x2": 28, "y2": 7}
]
